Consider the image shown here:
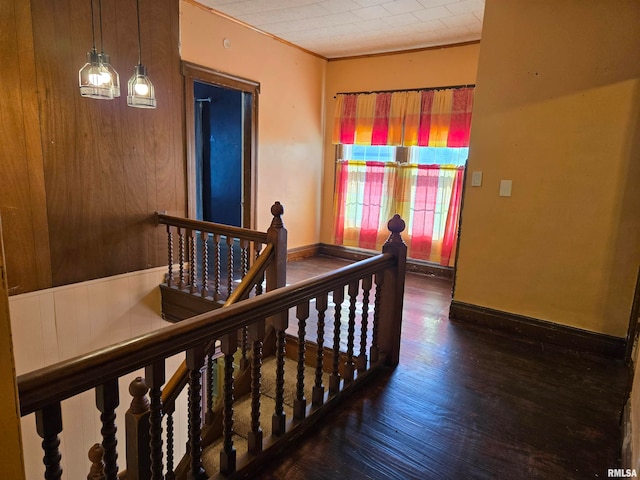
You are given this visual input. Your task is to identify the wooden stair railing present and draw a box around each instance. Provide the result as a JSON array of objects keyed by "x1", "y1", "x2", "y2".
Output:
[
  {"x1": 157, "y1": 242, "x2": 276, "y2": 480},
  {"x1": 17, "y1": 214, "x2": 406, "y2": 480},
  {"x1": 125, "y1": 204, "x2": 284, "y2": 480},
  {"x1": 157, "y1": 201, "x2": 287, "y2": 322}
]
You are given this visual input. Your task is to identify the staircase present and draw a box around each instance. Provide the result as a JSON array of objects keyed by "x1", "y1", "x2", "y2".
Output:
[
  {"x1": 202, "y1": 355, "x2": 330, "y2": 476},
  {"x1": 15, "y1": 206, "x2": 408, "y2": 480}
]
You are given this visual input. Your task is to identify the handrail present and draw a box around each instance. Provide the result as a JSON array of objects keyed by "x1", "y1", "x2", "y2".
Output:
[
  {"x1": 18, "y1": 253, "x2": 395, "y2": 416},
  {"x1": 223, "y1": 242, "x2": 273, "y2": 305},
  {"x1": 156, "y1": 213, "x2": 268, "y2": 244},
  {"x1": 160, "y1": 242, "x2": 275, "y2": 407}
]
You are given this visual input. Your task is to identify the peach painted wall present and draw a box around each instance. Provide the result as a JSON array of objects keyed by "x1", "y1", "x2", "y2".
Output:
[
  {"x1": 453, "y1": 0, "x2": 640, "y2": 336},
  {"x1": 320, "y1": 43, "x2": 481, "y2": 243},
  {"x1": 180, "y1": 1, "x2": 326, "y2": 249}
]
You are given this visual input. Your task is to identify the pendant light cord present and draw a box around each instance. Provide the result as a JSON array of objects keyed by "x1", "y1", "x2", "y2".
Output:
[
  {"x1": 90, "y1": 0, "x2": 96, "y2": 51},
  {"x1": 136, "y1": 0, "x2": 143, "y2": 66},
  {"x1": 98, "y1": 0, "x2": 104, "y2": 53}
]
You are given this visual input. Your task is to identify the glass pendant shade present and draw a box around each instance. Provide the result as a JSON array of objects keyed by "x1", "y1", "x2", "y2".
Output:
[
  {"x1": 78, "y1": 0, "x2": 119, "y2": 100},
  {"x1": 79, "y1": 49, "x2": 114, "y2": 99},
  {"x1": 98, "y1": 53, "x2": 120, "y2": 98},
  {"x1": 127, "y1": 64, "x2": 156, "y2": 108}
]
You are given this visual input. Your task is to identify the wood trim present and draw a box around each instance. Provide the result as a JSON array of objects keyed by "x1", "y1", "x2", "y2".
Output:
[
  {"x1": 156, "y1": 213, "x2": 267, "y2": 243},
  {"x1": 181, "y1": 62, "x2": 259, "y2": 229},
  {"x1": 449, "y1": 300, "x2": 626, "y2": 359},
  {"x1": 0, "y1": 216, "x2": 27, "y2": 477},
  {"x1": 284, "y1": 334, "x2": 350, "y2": 376},
  {"x1": 287, "y1": 244, "x2": 321, "y2": 262},
  {"x1": 328, "y1": 40, "x2": 481, "y2": 62},
  {"x1": 318, "y1": 243, "x2": 453, "y2": 279},
  {"x1": 624, "y1": 267, "x2": 640, "y2": 364},
  {"x1": 182, "y1": 62, "x2": 260, "y2": 94},
  {"x1": 160, "y1": 285, "x2": 223, "y2": 323}
]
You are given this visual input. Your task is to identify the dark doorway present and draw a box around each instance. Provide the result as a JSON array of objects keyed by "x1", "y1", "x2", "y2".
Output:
[
  {"x1": 183, "y1": 62, "x2": 259, "y2": 229},
  {"x1": 194, "y1": 82, "x2": 243, "y2": 226}
]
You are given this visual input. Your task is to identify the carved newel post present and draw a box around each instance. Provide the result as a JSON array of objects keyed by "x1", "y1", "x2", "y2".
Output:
[
  {"x1": 266, "y1": 202, "x2": 289, "y2": 436},
  {"x1": 87, "y1": 443, "x2": 106, "y2": 480},
  {"x1": 266, "y1": 201, "x2": 287, "y2": 293},
  {"x1": 125, "y1": 377, "x2": 151, "y2": 480},
  {"x1": 379, "y1": 214, "x2": 407, "y2": 367}
]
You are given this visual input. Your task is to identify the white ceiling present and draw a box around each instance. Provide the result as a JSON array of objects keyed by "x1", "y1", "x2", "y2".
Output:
[{"x1": 196, "y1": 0, "x2": 485, "y2": 59}]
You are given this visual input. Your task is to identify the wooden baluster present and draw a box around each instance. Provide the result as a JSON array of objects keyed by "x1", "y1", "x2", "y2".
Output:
[
  {"x1": 125, "y1": 377, "x2": 150, "y2": 480},
  {"x1": 313, "y1": 293, "x2": 328, "y2": 406},
  {"x1": 358, "y1": 275, "x2": 372, "y2": 372},
  {"x1": 370, "y1": 273, "x2": 384, "y2": 364},
  {"x1": 201, "y1": 231, "x2": 209, "y2": 298},
  {"x1": 96, "y1": 378, "x2": 119, "y2": 480},
  {"x1": 87, "y1": 443, "x2": 106, "y2": 480},
  {"x1": 239, "y1": 239, "x2": 250, "y2": 369},
  {"x1": 35, "y1": 402, "x2": 63, "y2": 480},
  {"x1": 254, "y1": 242, "x2": 263, "y2": 296},
  {"x1": 344, "y1": 281, "x2": 359, "y2": 383},
  {"x1": 240, "y1": 326, "x2": 249, "y2": 371},
  {"x1": 256, "y1": 272, "x2": 264, "y2": 296},
  {"x1": 329, "y1": 287, "x2": 345, "y2": 394},
  {"x1": 226, "y1": 236, "x2": 234, "y2": 298},
  {"x1": 213, "y1": 233, "x2": 221, "y2": 301},
  {"x1": 189, "y1": 229, "x2": 198, "y2": 294},
  {"x1": 272, "y1": 325, "x2": 287, "y2": 435},
  {"x1": 205, "y1": 352, "x2": 215, "y2": 425},
  {"x1": 295, "y1": 301, "x2": 309, "y2": 420},
  {"x1": 146, "y1": 361, "x2": 165, "y2": 480},
  {"x1": 186, "y1": 344, "x2": 207, "y2": 480},
  {"x1": 164, "y1": 404, "x2": 176, "y2": 480},
  {"x1": 248, "y1": 320, "x2": 265, "y2": 454},
  {"x1": 178, "y1": 227, "x2": 186, "y2": 290},
  {"x1": 166, "y1": 225, "x2": 174, "y2": 288},
  {"x1": 220, "y1": 333, "x2": 237, "y2": 475},
  {"x1": 240, "y1": 239, "x2": 249, "y2": 279}
]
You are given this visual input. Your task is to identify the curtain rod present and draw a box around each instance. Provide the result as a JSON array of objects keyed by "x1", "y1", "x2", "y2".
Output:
[{"x1": 334, "y1": 83, "x2": 475, "y2": 97}]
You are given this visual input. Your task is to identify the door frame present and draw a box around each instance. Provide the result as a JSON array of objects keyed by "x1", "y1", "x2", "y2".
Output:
[{"x1": 182, "y1": 61, "x2": 259, "y2": 229}]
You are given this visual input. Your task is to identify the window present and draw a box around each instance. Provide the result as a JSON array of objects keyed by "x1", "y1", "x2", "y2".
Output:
[
  {"x1": 340, "y1": 145, "x2": 468, "y2": 167},
  {"x1": 340, "y1": 145, "x2": 396, "y2": 162},
  {"x1": 332, "y1": 87, "x2": 475, "y2": 266},
  {"x1": 409, "y1": 147, "x2": 468, "y2": 166}
]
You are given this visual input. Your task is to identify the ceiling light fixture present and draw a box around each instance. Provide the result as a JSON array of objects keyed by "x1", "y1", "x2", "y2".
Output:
[
  {"x1": 79, "y1": 0, "x2": 114, "y2": 99},
  {"x1": 127, "y1": 0, "x2": 156, "y2": 109},
  {"x1": 97, "y1": 0, "x2": 120, "y2": 97}
]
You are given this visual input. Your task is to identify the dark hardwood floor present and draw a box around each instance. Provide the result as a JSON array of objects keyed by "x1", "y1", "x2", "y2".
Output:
[{"x1": 256, "y1": 255, "x2": 628, "y2": 480}]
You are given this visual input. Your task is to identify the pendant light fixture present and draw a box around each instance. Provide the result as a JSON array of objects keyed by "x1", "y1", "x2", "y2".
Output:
[
  {"x1": 97, "y1": 0, "x2": 120, "y2": 97},
  {"x1": 127, "y1": 0, "x2": 156, "y2": 108},
  {"x1": 79, "y1": 0, "x2": 114, "y2": 99}
]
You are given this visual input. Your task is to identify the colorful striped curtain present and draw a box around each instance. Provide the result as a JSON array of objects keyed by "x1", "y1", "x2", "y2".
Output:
[
  {"x1": 332, "y1": 87, "x2": 474, "y2": 147},
  {"x1": 334, "y1": 161, "x2": 396, "y2": 250},
  {"x1": 395, "y1": 164, "x2": 464, "y2": 265},
  {"x1": 334, "y1": 160, "x2": 464, "y2": 266}
]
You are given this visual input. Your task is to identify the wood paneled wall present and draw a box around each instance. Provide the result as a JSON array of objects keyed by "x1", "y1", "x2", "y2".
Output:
[
  {"x1": 0, "y1": 0, "x2": 52, "y2": 294},
  {"x1": 1, "y1": 0, "x2": 185, "y2": 294}
]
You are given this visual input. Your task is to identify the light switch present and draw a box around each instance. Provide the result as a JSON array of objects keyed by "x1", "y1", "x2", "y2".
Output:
[
  {"x1": 499, "y1": 180, "x2": 512, "y2": 197},
  {"x1": 471, "y1": 171, "x2": 482, "y2": 187}
]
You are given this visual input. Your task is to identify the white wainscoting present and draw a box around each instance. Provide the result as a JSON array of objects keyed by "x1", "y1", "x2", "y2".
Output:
[{"x1": 10, "y1": 267, "x2": 188, "y2": 479}]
